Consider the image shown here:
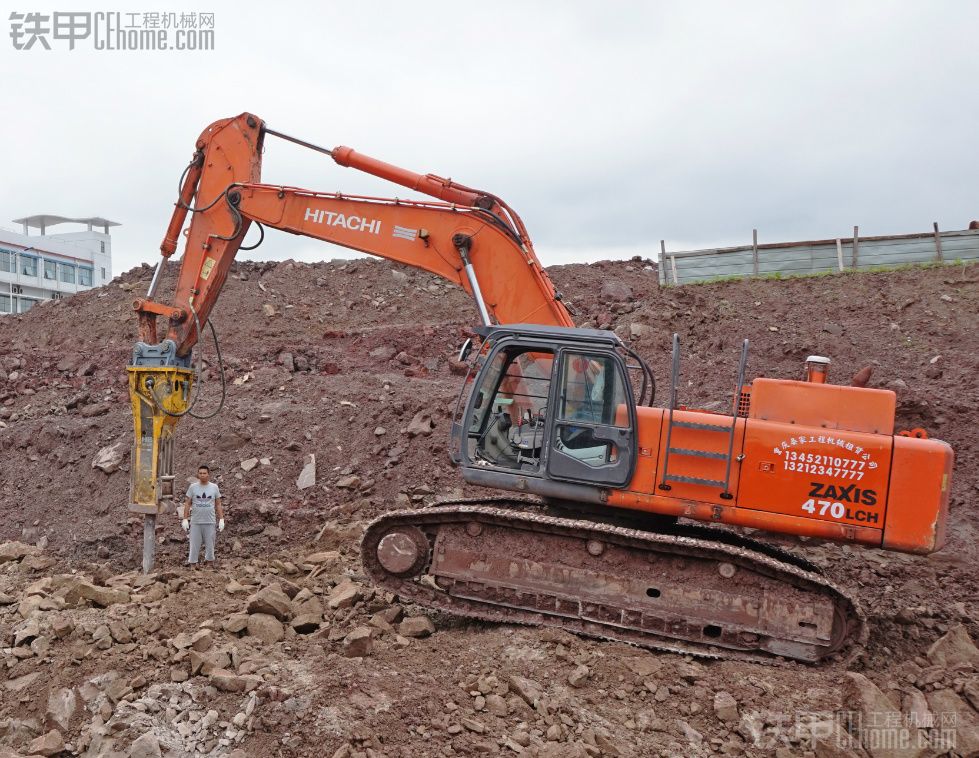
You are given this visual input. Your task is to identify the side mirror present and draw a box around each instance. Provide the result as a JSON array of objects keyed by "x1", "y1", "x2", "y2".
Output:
[{"x1": 458, "y1": 338, "x2": 474, "y2": 363}]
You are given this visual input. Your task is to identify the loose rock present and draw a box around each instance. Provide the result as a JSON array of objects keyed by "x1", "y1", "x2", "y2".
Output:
[{"x1": 342, "y1": 626, "x2": 373, "y2": 657}]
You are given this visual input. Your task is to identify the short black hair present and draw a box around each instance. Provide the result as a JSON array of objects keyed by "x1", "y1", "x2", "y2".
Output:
[{"x1": 198, "y1": 465, "x2": 210, "y2": 472}]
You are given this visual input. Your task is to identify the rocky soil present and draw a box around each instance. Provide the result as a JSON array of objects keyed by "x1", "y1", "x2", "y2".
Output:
[{"x1": 0, "y1": 257, "x2": 978, "y2": 757}]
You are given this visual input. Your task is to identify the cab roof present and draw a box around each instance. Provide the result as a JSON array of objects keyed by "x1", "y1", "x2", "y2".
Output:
[{"x1": 475, "y1": 323, "x2": 624, "y2": 348}]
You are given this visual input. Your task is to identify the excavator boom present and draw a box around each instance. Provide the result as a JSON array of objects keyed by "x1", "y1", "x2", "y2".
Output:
[
  {"x1": 134, "y1": 113, "x2": 571, "y2": 356},
  {"x1": 128, "y1": 112, "x2": 571, "y2": 516}
]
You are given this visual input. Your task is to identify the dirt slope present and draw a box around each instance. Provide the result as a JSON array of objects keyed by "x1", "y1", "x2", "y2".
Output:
[{"x1": 0, "y1": 258, "x2": 977, "y2": 757}]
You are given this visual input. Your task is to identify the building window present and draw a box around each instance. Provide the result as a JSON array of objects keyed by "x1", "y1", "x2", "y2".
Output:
[
  {"x1": 0, "y1": 294, "x2": 10, "y2": 313},
  {"x1": 60, "y1": 264, "x2": 76, "y2": 284},
  {"x1": 20, "y1": 255, "x2": 38, "y2": 278},
  {"x1": 0, "y1": 250, "x2": 12, "y2": 273},
  {"x1": 79, "y1": 267, "x2": 93, "y2": 286},
  {"x1": 44, "y1": 260, "x2": 57, "y2": 280},
  {"x1": 18, "y1": 298, "x2": 36, "y2": 313},
  {"x1": 100, "y1": 241, "x2": 105, "y2": 253},
  {"x1": 101, "y1": 267, "x2": 106, "y2": 281}
]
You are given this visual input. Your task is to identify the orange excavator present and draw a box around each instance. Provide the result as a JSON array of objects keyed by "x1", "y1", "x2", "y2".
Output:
[{"x1": 129, "y1": 113, "x2": 954, "y2": 663}]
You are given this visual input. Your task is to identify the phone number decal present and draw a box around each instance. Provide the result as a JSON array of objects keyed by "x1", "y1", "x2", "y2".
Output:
[
  {"x1": 784, "y1": 460, "x2": 865, "y2": 480},
  {"x1": 772, "y1": 435, "x2": 878, "y2": 470}
]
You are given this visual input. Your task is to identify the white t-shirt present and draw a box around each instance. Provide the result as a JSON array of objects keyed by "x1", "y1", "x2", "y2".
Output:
[{"x1": 186, "y1": 481, "x2": 221, "y2": 525}]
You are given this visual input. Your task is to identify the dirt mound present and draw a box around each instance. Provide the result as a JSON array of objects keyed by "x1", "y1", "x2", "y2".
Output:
[{"x1": 0, "y1": 257, "x2": 977, "y2": 756}]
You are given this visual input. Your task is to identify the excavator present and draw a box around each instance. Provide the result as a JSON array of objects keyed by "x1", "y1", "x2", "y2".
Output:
[{"x1": 128, "y1": 113, "x2": 954, "y2": 664}]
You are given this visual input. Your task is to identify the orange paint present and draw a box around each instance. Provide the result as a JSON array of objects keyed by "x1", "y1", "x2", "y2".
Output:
[{"x1": 606, "y1": 381, "x2": 950, "y2": 554}]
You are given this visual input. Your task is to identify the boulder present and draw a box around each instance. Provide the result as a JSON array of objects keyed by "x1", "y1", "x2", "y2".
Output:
[
  {"x1": 4, "y1": 672, "x2": 40, "y2": 692},
  {"x1": 0, "y1": 541, "x2": 40, "y2": 563},
  {"x1": 210, "y1": 669, "x2": 261, "y2": 693},
  {"x1": 46, "y1": 687, "x2": 78, "y2": 731},
  {"x1": 327, "y1": 582, "x2": 362, "y2": 610},
  {"x1": 398, "y1": 616, "x2": 435, "y2": 638},
  {"x1": 568, "y1": 665, "x2": 590, "y2": 688},
  {"x1": 629, "y1": 322, "x2": 655, "y2": 340},
  {"x1": 170, "y1": 631, "x2": 194, "y2": 650},
  {"x1": 108, "y1": 621, "x2": 133, "y2": 644},
  {"x1": 925, "y1": 689, "x2": 977, "y2": 727},
  {"x1": 485, "y1": 693, "x2": 509, "y2": 717},
  {"x1": 294, "y1": 595, "x2": 324, "y2": 617},
  {"x1": 291, "y1": 614, "x2": 322, "y2": 634},
  {"x1": 925, "y1": 689, "x2": 979, "y2": 755},
  {"x1": 296, "y1": 454, "x2": 316, "y2": 490},
  {"x1": 844, "y1": 672, "x2": 927, "y2": 758},
  {"x1": 342, "y1": 626, "x2": 373, "y2": 657},
  {"x1": 508, "y1": 675, "x2": 543, "y2": 708},
  {"x1": 246, "y1": 585, "x2": 292, "y2": 620},
  {"x1": 190, "y1": 628, "x2": 213, "y2": 652},
  {"x1": 80, "y1": 403, "x2": 111, "y2": 418},
  {"x1": 28, "y1": 730, "x2": 65, "y2": 757},
  {"x1": 13, "y1": 618, "x2": 41, "y2": 646},
  {"x1": 246, "y1": 613, "x2": 284, "y2": 644},
  {"x1": 623, "y1": 656, "x2": 662, "y2": 678},
  {"x1": 336, "y1": 474, "x2": 362, "y2": 490},
  {"x1": 64, "y1": 580, "x2": 130, "y2": 607},
  {"x1": 600, "y1": 279, "x2": 634, "y2": 302},
  {"x1": 406, "y1": 411, "x2": 434, "y2": 437},
  {"x1": 303, "y1": 551, "x2": 340, "y2": 566},
  {"x1": 223, "y1": 614, "x2": 250, "y2": 634},
  {"x1": 926, "y1": 624, "x2": 979, "y2": 667},
  {"x1": 713, "y1": 691, "x2": 739, "y2": 723},
  {"x1": 189, "y1": 648, "x2": 231, "y2": 676},
  {"x1": 129, "y1": 731, "x2": 163, "y2": 758},
  {"x1": 369, "y1": 346, "x2": 397, "y2": 361},
  {"x1": 92, "y1": 443, "x2": 125, "y2": 474}
]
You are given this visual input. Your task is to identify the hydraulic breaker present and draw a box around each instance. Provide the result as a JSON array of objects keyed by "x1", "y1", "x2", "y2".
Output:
[{"x1": 127, "y1": 363, "x2": 193, "y2": 514}]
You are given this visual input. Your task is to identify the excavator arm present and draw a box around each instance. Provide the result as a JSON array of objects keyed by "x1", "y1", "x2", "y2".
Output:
[{"x1": 128, "y1": 112, "x2": 572, "y2": 515}]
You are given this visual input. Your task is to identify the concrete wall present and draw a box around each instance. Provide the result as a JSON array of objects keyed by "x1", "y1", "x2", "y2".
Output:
[{"x1": 659, "y1": 228, "x2": 979, "y2": 285}]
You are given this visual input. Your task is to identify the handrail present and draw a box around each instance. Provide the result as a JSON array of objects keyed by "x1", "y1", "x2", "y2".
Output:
[
  {"x1": 721, "y1": 339, "x2": 749, "y2": 499},
  {"x1": 657, "y1": 333, "x2": 681, "y2": 491}
]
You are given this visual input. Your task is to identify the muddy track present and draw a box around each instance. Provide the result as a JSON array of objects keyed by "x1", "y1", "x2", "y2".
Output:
[{"x1": 362, "y1": 500, "x2": 867, "y2": 665}]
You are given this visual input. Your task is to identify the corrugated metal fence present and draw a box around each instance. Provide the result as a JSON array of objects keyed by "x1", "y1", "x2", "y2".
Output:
[{"x1": 659, "y1": 225, "x2": 979, "y2": 285}]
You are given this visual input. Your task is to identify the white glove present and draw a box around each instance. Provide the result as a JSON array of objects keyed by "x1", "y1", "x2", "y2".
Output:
[
  {"x1": 218, "y1": 519, "x2": 225, "y2": 532},
  {"x1": 181, "y1": 518, "x2": 190, "y2": 532}
]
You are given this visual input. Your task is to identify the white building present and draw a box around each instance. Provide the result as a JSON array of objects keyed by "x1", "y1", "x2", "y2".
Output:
[{"x1": 0, "y1": 215, "x2": 116, "y2": 314}]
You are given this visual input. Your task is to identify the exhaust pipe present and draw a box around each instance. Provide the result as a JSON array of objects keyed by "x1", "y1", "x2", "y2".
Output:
[{"x1": 805, "y1": 355, "x2": 830, "y2": 384}]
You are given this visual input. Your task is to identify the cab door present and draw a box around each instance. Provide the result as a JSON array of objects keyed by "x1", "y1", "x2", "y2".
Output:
[{"x1": 546, "y1": 349, "x2": 636, "y2": 487}]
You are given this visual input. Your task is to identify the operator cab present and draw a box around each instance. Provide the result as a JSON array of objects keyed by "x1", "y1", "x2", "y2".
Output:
[{"x1": 451, "y1": 325, "x2": 653, "y2": 502}]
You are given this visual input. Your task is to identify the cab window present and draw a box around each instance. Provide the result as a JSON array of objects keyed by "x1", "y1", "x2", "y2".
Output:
[
  {"x1": 467, "y1": 346, "x2": 554, "y2": 470},
  {"x1": 557, "y1": 353, "x2": 628, "y2": 428}
]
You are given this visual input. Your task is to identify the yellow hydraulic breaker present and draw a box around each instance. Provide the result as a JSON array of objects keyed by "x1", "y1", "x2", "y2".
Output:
[{"x1": 128, "y1": 366, "x2": 194, "y2": 514}]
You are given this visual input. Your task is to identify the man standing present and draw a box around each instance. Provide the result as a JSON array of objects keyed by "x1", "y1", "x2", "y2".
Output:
[{"x1": 182, "y1": 465, "x2": 225, "y2": 566}]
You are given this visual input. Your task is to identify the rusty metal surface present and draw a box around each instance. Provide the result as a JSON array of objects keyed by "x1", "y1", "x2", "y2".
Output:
[{"x1": 361, "y1": 499, "x2": 867, "y2": 665}]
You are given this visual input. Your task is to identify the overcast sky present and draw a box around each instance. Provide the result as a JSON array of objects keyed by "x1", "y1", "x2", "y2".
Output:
[{"x1": 3, "y1": 2, "x2": 979, "y2": 275}]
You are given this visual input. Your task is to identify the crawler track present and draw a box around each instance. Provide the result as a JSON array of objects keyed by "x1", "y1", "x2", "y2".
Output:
[{"x1": 362, "y1": 498, "x2": 866, "y2": 665}]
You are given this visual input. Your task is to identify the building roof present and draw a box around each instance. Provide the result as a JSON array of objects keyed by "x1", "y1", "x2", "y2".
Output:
[{"x1": 12, "y1": 215, "x2": 120, "y2": 231}]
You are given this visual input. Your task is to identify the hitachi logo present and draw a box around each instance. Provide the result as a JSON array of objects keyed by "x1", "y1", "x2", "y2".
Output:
[{"x1": 303, "y1": 207, "x2": 381, "y2": 234}]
